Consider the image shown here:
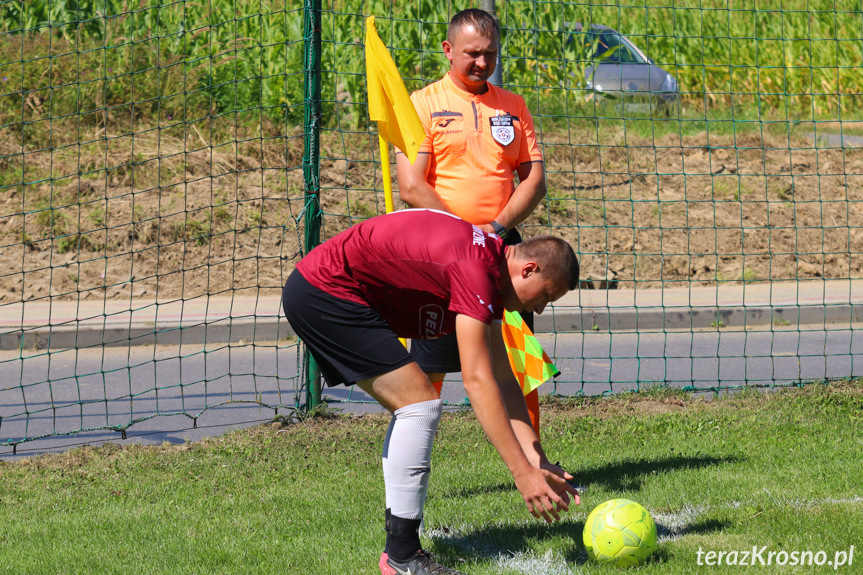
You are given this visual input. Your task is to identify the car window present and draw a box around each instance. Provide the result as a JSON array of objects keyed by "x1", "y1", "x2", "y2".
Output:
[
  {"x1": 593, "y1": 32, "x2": 641, "y2": 64},
  {"x1": 567, "y1": 31, "x2": 598, "y2": 60},
  {"x1": 568, "y1": 29, "x2": 648, "y2": 64}
]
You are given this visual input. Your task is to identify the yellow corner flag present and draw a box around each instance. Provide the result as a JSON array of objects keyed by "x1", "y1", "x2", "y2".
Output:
[
  {"x1": 365, "y1": 15, "x2": 425, "y2": 165},
  {"x1": 501, "y1": 309, "x2": 560, "y2": 396}
]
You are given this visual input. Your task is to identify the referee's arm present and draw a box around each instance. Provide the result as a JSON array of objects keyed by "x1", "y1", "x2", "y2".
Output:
[
  {"x1": 395, "y1": 151, "x2": 450, "y2": 212},
  {"x1": 481, "y1": 160, "x2": 547, "y2": 234}
]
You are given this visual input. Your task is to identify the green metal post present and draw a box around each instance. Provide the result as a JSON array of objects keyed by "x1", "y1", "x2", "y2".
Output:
[
  {"x1": 481, "y1": 0, "x2": 503, "y2": 86},
  {"x1": 302, "y1": 0, "x2": 322, "y2": 411}
]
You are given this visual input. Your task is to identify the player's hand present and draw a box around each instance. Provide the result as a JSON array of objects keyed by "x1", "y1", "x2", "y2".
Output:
[
  {"x1": 513, "y1": 466, "x2": 572, "y2": 523},
  {"x1": 540, "y1": 461, "x2": 581, "y2": 508}
]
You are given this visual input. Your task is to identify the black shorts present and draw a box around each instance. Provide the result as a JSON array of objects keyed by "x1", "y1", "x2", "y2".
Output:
[
  {"x1": 282, "y1": 270, "x2": 414, "y2": 387},
  {"x1": 411, "y1": 229, "x2": 533, "y2": 374},
  {"x1": 410, "y1": 312, "x2": 534, "y2": 373}
]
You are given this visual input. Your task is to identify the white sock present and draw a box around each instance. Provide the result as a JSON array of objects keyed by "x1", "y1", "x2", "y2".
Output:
[{"x1": 381, "y1": 399, "x2": 442, "y2": 520}]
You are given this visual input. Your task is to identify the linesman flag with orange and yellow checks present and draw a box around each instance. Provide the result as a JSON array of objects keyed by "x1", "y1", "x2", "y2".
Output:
[{"x1": 501, "y1": 309, "x2": 560, "y2": 396}]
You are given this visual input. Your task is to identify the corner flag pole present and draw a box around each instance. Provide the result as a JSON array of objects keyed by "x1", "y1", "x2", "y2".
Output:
[
  {"x1": 377, "y1": 133, "x2": 403, "y2": 346},
  {"x1": 380, "y1": 133, "x2": 396, "y2": 214}
]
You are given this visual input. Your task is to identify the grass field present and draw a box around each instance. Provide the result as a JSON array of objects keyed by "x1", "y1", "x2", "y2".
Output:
[
  {"x1": 1, "y1": 382, "x2": 861, "y2": 574},
  {"x1": 1, "y1": 6, "x2": 862, "y2": 567}
]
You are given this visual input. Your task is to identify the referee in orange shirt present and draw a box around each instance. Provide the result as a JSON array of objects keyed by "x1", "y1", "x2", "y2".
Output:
[{"x1": 396, "y1": 8, "x2": 547, "y2": 429}]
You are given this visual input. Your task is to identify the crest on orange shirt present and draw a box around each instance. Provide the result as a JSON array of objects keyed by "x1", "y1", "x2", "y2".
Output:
[{"x1": 490, "y1": 115, "x2": 515, "y2": 146}]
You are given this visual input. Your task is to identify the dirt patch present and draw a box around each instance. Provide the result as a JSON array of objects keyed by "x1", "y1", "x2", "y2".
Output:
[
  {"x1": 1, "y1": 124, "x2": 861, "y2": 302},
  {"x1": 538, "y1": 129, "x2": 863, "y2": 287},
  {"x1": 538, "y1": 391, "x2": 703, "y2": 420},
  {"x1": 537, "y1": 379, "x2": 863, "y2": 421},
  {"x1": 0, "y1": 122, "x2": 308, "y2": 302}
]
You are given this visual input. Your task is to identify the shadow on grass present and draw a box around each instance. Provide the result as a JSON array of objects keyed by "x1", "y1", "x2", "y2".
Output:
[
  {"x1": 439, "y1": 454, "x2": 741, "y2": 500},
  {"x1": 575, "y1": 453, "x2": 742, "y2": 492},
  {"x1": 658, "y1": 518, "x2": 727, "y2": 541},
  {"x1": 431, "y1": 516, "x2": 728, "y2": 567}
]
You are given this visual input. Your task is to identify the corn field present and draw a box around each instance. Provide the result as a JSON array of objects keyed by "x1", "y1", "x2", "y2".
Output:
[{"x1": 2, "y1": 0, "x2": 861, "y2": 131}]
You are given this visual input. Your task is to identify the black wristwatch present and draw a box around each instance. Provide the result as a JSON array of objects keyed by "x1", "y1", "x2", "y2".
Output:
[{"x1": 490, "y1": 220, "x2": 508, "y2": 240}]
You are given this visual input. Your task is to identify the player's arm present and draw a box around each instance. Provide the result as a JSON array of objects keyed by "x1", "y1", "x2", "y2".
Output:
[
  {"x1": 395, "y1": 151, "x2": 450, "y2": 212},
  {"x1": 489, "y1": 320, "x2": 545, "y2": 462},
  {"x1": 490, "y1": 322, "x2": 580, "y2": 503},
  {"x1": 455, "y1": 313, "x2": 573, "y2": 522}
]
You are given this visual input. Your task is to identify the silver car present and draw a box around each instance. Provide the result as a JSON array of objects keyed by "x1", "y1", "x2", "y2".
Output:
[{"x1": 568, "y1": 23, "x2": 678, "y2": 114}]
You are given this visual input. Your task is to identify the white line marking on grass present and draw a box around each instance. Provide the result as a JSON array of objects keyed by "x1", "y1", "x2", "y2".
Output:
[
  {"x1": 653, "y1": 496, "x2": 863, "y2": 542},
  {"x1": 652, "y1": 504, "x2": 708, "y2": 542},
  {"x1": 493, "y1": 549, "x2": 583, "y2": 575}
]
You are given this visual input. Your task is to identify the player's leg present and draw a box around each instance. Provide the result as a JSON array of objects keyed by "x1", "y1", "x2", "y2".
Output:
[
  {"x1": 358, "y1": 361, "x2": 438, "y2": 411},
  {"x1": 374, "y1": 364, "x2": 450, "y2": 573},
  {"x1": 525, "y1": 388, "x2": 540, "y2": 437},
  {"x1": 282, "y1": 271, "x2": 458, "y2": 573},
  {"x1": 411, "y1": 332, "x2": 461, "y2": 399},
  {"x1": 360, "y1": 365, "x2": 437, "y2": 570},
  {"x1": 428, "y1": 373, "x2": 445, "y2": 396},
  {"x1": 357, "y1": 366, "x2": 463, "y2": 574}
]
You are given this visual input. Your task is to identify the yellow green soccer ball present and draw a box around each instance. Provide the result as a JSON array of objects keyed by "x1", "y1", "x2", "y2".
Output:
[{"x1": 583, "y1": 499, "x2": 657, "y2": 567}]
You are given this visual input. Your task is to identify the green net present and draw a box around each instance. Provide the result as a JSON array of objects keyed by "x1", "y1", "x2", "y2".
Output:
[
  {"x1": 0, "y1": 0, "x2": 309, "y2": 452},
  {"x1": 1, "y1": 0, "x2": 861, "y2": 451}
]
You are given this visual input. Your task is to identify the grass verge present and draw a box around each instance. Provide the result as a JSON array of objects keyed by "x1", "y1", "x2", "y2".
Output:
[{"x1": 1, "y1": 382, "x2": 861, "y2": 574}]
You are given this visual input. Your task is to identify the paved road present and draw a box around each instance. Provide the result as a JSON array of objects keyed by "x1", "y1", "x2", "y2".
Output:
[
  {"x1": 4, "y1": 280, "x2": 861, "y2": 349},
  {"x1": 809, "y1": 131, "x2": 863, "y2": 148},
  {"x1": 3, "y1": 324, "x2": 861, "y2": 458}
]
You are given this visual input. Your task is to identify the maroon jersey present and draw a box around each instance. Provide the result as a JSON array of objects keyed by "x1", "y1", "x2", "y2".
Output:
[{"x1": 296, "y1": 209, "x2": 505, "y2": 339}]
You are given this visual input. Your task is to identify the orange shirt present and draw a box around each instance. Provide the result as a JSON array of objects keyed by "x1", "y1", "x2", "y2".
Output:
[{"x1": 410, "y1": 73, "x2": 543, "y2": 225}]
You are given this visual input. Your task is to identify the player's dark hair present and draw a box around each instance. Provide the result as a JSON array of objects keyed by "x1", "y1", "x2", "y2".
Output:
[
  {"x1": 448, "y1": 8, "x2": 500, "y2": 44},
  {"x1": 517, "y1": 236, "x2": 580, "y2": 291}
]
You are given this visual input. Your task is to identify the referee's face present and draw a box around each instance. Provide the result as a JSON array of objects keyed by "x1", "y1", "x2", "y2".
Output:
[{"x1": 443, "y1": 25, "x2": 498, "y2": 94}]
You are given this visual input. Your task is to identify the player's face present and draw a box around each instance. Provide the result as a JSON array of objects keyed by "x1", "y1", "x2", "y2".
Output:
[
  {"x1": 507, "y1": 269, "x2": 569, "y2": 316},
  {"x1": 443, "y1": 25, "x2": 498, "y2": 93}
]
